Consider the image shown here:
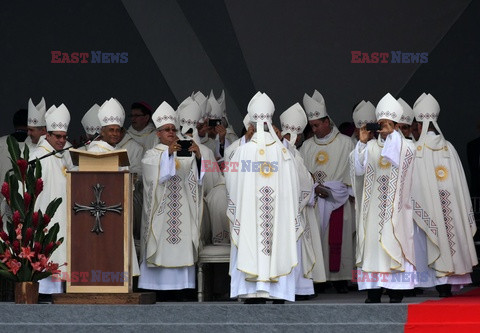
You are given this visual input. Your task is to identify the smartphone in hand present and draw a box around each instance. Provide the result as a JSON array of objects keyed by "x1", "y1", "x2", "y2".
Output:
[
  {"x1": 365, "y1": 123, "x2": 381, "y2": 132},
  {"x1": 208, "y1": 119, "x2": 221, "y2": 127},
  {"x1": 177, "y1": 140, "x2": 192, "y2": 157}
]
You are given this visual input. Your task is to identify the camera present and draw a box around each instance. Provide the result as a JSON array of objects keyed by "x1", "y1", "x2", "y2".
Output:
[
  {"x1": 365, "y1": 123, "x2": 381, "y2": 132},
  {"x1": 208, "y1": 119, "x2": 221, "y2": 127},
  {"x1": 177, "y1": 140, "x2": 192, "y2": 157}
]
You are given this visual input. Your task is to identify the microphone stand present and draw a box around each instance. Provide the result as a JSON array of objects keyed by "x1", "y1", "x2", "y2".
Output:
[{"x1": 27, "y1": 136, "x2": 97, "y2": 166}]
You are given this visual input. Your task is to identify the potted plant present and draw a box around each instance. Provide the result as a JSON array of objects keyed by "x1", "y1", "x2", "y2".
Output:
[{"x1": 0, "y1": 136, "x2": 64, "y2": 303}]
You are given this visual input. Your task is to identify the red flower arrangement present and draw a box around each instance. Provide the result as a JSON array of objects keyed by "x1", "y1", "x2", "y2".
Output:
[{"x1": 0, "y1": 136, "x2": 64, "y2": 282}]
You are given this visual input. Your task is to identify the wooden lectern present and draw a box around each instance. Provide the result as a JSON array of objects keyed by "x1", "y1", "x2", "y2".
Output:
[
  {"x1": 53, "y1": 148, "x2": 155, "y2": 304},
  {"x1": 66, "y1": 149, "x2": 132, "y2": 294}
]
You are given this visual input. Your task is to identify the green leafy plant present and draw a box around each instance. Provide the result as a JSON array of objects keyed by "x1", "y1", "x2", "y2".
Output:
[{"x1": 0, "y1": 136, "x2": 64, "y2": 281}]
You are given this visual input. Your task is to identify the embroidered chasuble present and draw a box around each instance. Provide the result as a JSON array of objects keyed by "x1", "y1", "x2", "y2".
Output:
[
  {"x1": 191, "y1": 137, "x2": 229, "y2": 245},
  {"x1": 140, "y1": 144, "x2": 201, "y2": 269},
  {"x1": 286, "y1": 140, "x2": 325, "y2": 283},
  {"x1": 176, "y1": 131, "x2": 229, "y2": 245},
  {"x1": 299, "y1": 127, "x2": 355, "y2": 280},
  {"x1": 226, "y1": 132, "x2": 300, "y2": 301},
  {"x1": 353, "y1": 132, "x2": 416, "y2": 289},
  {"x1": 127, "y1": 123, "x2": 158, "y2": 152},
  {"x1": 411, "y1": 131, "x2": 477, "y2": 279}
]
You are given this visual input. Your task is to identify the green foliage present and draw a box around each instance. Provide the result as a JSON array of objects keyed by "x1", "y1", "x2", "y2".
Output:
[{"x1": 0, "y1": 136, "x2": 65, "y2": 282}]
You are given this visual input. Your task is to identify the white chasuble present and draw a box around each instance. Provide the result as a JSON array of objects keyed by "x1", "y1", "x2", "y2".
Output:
[
  {"x1": 117, "y1": 132, "x2": 145, "y2": 176},
  {"x1": 225, "y1": 132, "x2": 299, "y2": 301},
  {"x1": 139, "y1": 144, "x2": 201, "y2": 290},
  {"x1": 30, "y1": 138, "x2": 74, "y2": 293},
  {"x1": 299, "y1": 127, "x2": 355, "y2": 280},
  {"x1": 412, "y1": 131, "x2": 477, "y2": 280},
  {"x1": 127, "y1": 123, "x2": 158, "y2": 152},
  {"x1": 198, "y1": 145, "x2": 229, "y2": 245},
  {"x1": 141, "y1": 144, "x2": 201, "y2": 268},
  {"x1": 353, "y1": 133, "x2": 416, "y2": 289},
  {"x1": 286, "y1": 140, "x2": 324, "y2": 284}
]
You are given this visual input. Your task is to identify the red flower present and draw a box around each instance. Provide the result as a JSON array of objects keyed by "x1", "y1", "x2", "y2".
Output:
[
  {"x1": 20, "y1": 246, "x2": 35, "y2": 262},
  {"x1": 0, "y1": 231, "x2": 8, "y2": 242},
  {"x1": 35, "y1": 178, "x2": 43, "y2": 197},
  {"x1": 37, "y1": 254, "x2": 48, "y2": 267},
  {"x1": 15, "y1": 224, "x2": 23, "y2": 240},
  {"x1": 32, "y1": 212, "x2": 39, "y2": 228},
  {"x1": 31, "y1": 261, "x2": 44, "y2": 272},
  {"x1": 0, "y1": 249, "x2": 11, "y2": 263},
  {"x1": 6, "y1": 259, "x2": 21, "y2": 275},
  {"x1": 12, "y1": 240, "x2": 20, "y2": 254},
  {"x1": 24, "y1": 227, "x2": 33, "y2": 245},
  {"x1": 46, "y1": 262, "x2": 60, "y2": 275},
  {"x1": 33, "y1": 241, "x2": 42, "y2": 254},
  {"x1": 24, "y1": 192, "x2": 31, "y2": 211},
  {"x1": 1, "y1": 182, "x2": 9, "y2": 201},
  {"x1": 43, "y1": 242, "x2": 54, "y2": 256},
  {"x1": 43, "y1": 214, "x2": 51, "y2": 226},
  {"x1": 13, "y1": 210, "x2": 21, "y2": 228},
  {"x1": 17, "y1": 159, "x2": 28, "y2": 180}
]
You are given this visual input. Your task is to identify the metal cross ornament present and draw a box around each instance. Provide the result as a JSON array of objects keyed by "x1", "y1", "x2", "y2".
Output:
[{"x1": 73, "y1": 183, "x2": 123, "y2": 235}]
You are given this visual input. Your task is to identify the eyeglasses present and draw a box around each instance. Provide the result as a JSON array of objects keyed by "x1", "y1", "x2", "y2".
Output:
[
  {"x1": 129, "y1": 114, "x2": 146, "y2": 118},
  {"x1": 158, "y1": 127, "x2": 177, "y2": 133},
  {"x1": 51, "y1": 133, "x2": 68, "y2": 140}
]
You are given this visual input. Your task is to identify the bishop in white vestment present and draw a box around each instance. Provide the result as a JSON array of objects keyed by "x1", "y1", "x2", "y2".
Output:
[
  {"x1": 411, "y1": 93, "x2": 477, "y2": 293},
  {"x1": 138, "y1": 102, "x2": 202, "y2": 291},
  {"x1": 280, "y1": 103, "x2": 324, "y2": 295},
  {"x1": 353, "y1": 93, "x2": 416, "y2": 303},
  {"x1": 226, "y1": 92, "x2": 300, "y2": 302},
  {"x1": 30, "y1": 104, "x2": 74, "y2": 294},
  {"x1": 127, "y1": 102, "x2": 158, "y2": 152},
  {"x1": 87, "y1": 98, "x2": 140, "y2": 276},
  {"x1": 299, "y1": 90, "x2": 355, "y2": 292}
]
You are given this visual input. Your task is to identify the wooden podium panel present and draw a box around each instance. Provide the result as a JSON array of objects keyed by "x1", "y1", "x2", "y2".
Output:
[
  {"x1": 70, "y1": 148, "x2": 130, "y2": 172},
  {"x1": 66, "y1": 171, "x2": 132, "y2": 293}
]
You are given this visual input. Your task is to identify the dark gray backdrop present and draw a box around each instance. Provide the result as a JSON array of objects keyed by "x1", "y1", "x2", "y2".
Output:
[{"x1": 1, "y1": 0, "x2": 479, "y2": 180}]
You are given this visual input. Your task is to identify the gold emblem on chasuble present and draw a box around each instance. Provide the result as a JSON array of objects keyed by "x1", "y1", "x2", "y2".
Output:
[
  {"x1": 435, "y1": 165, "x2": 448, "y2": 181},
  {"x1": 259, "y1": 162, "x2": 274, "y2": 178},
  {"x1": 315, "y1": 151, "x2": 329, "y2": 165},
  {"x1": 175, "y1": 158, "x2": 180, "y2": 170},
  {"x1": 378, "y1": 157, "x2": 391, "y2": 169}
]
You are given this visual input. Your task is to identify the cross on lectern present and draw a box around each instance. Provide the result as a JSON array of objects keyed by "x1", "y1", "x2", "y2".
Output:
[{"x1": 73, "y1": 183, "x2": 123, "y2": 235}]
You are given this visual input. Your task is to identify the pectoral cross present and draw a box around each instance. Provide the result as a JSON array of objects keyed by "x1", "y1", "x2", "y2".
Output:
[{"x1": 73, "y1": 184, "x2": 123, "y2": 235}]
